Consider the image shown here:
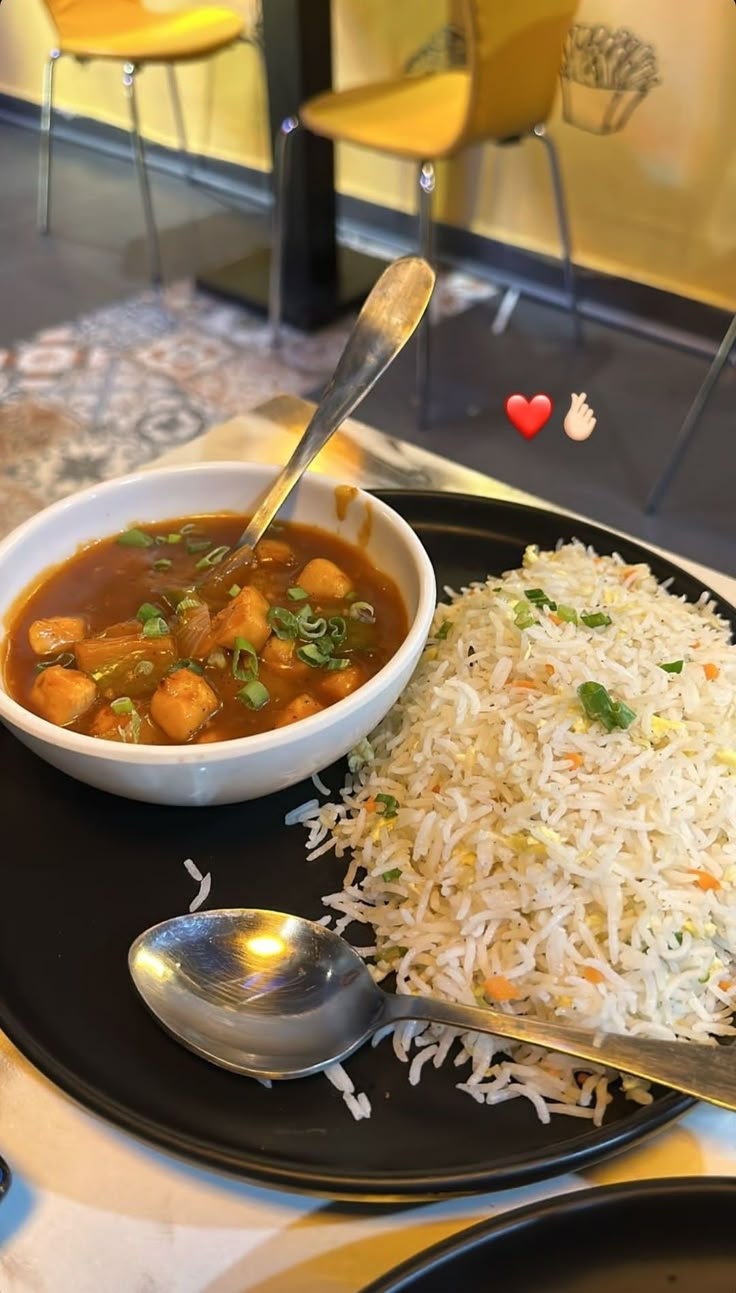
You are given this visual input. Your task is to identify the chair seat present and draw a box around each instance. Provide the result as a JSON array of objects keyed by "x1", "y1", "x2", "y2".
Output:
[
  {"x1": 301, "y1": 71, "x2": 471, "y2": 161},
  {"x1": 57, "y1": 4, "x2": 243, "y2": 61}
]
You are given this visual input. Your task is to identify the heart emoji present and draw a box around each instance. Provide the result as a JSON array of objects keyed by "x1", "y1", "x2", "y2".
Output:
[{"x1": 505, "y1": 393, "x2": 553, "y2": 440}]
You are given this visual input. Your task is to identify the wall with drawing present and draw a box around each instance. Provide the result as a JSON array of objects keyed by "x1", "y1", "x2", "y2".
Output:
[{"x1": 1, "y1": 0, "x2": 734, "y2": 310}]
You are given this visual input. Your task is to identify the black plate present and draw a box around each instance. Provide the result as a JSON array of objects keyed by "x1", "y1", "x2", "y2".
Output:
[
  {"x1": 361, "y1": 1178, "x2": 736, "y2": 1291},
  {"x1": 0, "y1": 493, "x2": 730, "y2": 1201}
]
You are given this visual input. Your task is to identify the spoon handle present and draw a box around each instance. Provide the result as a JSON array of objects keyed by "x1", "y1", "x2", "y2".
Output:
[
  {"x1": 383, "y1": 993, "x2": 736, "y2": 1111},
  {"x1": 234, "y1": 256, "x2": 434, "y2": 555}
]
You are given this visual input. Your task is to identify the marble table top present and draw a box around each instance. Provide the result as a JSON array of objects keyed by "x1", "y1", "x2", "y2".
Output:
[{"x1": 2, "y1": 396, "x2": 735, "y2": 1293}]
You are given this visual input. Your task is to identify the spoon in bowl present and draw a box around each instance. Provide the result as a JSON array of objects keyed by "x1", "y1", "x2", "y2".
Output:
[
  {"x1": 202, "y1": 255, "x2": 434, "y2": 593},
  {"x1": 130, "y1": 908, "x2": 736, "y2": 1111}
]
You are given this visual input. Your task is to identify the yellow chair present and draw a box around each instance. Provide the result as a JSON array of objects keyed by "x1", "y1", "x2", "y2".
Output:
[
  {"x1": 37, "y1": 0, "x2": 245, "y2": 281},
  {"x1": 269, "y1": 0, "x2": 580, "y2": 420}
]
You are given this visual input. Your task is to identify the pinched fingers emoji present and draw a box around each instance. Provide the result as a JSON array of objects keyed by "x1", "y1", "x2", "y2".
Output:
[{"x1": 564, "y1": 392, "x2": 597, "y2": 441}]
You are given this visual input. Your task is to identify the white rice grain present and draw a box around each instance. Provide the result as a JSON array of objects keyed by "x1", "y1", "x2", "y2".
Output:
[
  {"x1": 285, "y1": 799, "x2": 320, "y2": 827},
  {"x1": 189, "y1": 871, "x2": 211, "y2": 913},
  {"x1": 324, "y1": 1062, "x2": 371, "y2": 1120},
  {"x1": 183, "y1": 857, "x2": 203, "y2": 883}
]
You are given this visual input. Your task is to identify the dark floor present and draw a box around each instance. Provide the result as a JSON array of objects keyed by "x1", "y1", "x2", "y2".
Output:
[{"x1": 2, "y1": 118, "x2": 734, "y2": 577}]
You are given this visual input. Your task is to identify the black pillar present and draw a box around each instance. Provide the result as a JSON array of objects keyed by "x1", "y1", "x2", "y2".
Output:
[{"x1": 197, "y1": 0, "x2": 382, "y2": 331}]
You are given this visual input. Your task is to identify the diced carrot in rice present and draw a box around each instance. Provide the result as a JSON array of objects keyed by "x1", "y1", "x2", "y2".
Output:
[{"x1": 484, "y1": 975, "x2": 524, "y2": 1002}]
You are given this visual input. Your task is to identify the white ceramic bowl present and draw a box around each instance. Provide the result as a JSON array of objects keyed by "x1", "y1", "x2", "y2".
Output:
[{"x1": 0, "y1": 463, "x2": 436, "y2": 806}]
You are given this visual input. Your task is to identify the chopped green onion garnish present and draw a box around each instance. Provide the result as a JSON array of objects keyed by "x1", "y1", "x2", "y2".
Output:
[
  {"x1": 267, "y1": 606, "x2": 299, "y2": 640},
  {"x1": 152, "y1": 558, "x2": 173, "y2": 572},
  {"x1": 168, "y1": 659, "x2": 204, "y2": 676},
  {"x1": 375, "y1": 793, "x2": 399, "y2": 819},
  {"x1": 514, "y1": 609, "x2": 536, "y2": 630},
  {"x1": 142, "y1": 616, "x2": 169, "y2": 639},
  {"x1": 35, "y1": 651, "x2": 75, "y2": 672},
  {"x1": 237, "y1": 679, "x2": 270, "y2": 710},
  {"x1": 297, "y1": 643, "x2": 332, "y2": 667},
  {"x1": 133, "y1": 660, "x2": 155, "y2": 677},
  {"x1": 136, "y1": 602, "x2": 163, "y2": 624},
  {"x1": 581, "y1": 612, "x2": 612, "y2": 629},
  {"x1": 324, "y1": 656, "x2": 350, "y2": 671},
  {"x1": 195, "y1": 544, "x2": 230, "y2": 570},
  {"x1": 206, "y1": 649, "x2": 227, "y2": 670},
  {"x1": 228, "y1": 584, "x2": 241, "y2": 598},
  {"x1": 287, "y1": 586, "x2": 309, "y2": 601},
  {"x1": 577, "y1": 681, "x2": 636, "y2": 732},
  {"x1": 298, "y1": 615, "x2": 328, "y2": 640},
  {"x1": 177, "y1": 594, "x2": 201, "y2": 613},
  {"x1": 232, "y1": 636, "x2": 258, "y2": 682},
  {"x1": 118, "y1": 710, "x2": 142, "y2": 743},
  {"x1": 382, "y1": 867, "x2": 402, "y2": 881},
  {"x1": 269, "y1": 606, "x2": 343, "y2": 647},
  {"x1": 659, "y1": 660, "x2": 684, "y2": 674},
  {"x1": 117, "y1": 528, "x2": 153, "y2": 548},
  {"x1": 673, "y1": 931, "x2": 684, "y2": 946},
  {"x1": 614, "y1": 702, "x2": 637, "y2": 727},
  {"x1": 349, "y1": 601, "x2": 376, "y2": 624},
  {"x1": 436, "y1": 620, "x2": 452, "y2": 640},
  {"x1": 348, "y1": 737, "x2": 374, "y2": 772},
  {"x1": 186, "y1": 538, "x2": 211, "y2": 555},
  {"x1": 167, "y1": 533, "x2": 183, "y2": 545},
  {"x1": 111, "y1": 697, "x2": 135, "y2": 716},
  {"x1": 179, "y1": 523, "x2": 197, "y2": 534},
  {"x1": 557, "y1": 605, "x2": 578, "y2": 624},
  {"x1": 525, "y1": 588, "x2": 557, "y2": 610}
]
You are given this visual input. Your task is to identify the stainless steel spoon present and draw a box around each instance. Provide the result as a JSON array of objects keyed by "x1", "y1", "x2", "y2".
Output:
[
  {"x1": 204, "y1": 255, "x2": 434, "y2": 589},
  {"x1": 130, "y1": 908, "x2": 736, "y2": 1111}
]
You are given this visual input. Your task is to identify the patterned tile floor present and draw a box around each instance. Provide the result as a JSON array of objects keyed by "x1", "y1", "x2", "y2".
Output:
[{"x1": 0, "y1": 271, "x2": 496, "y2": 537}]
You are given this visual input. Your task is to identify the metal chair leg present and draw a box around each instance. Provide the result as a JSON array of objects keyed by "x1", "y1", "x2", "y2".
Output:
[
  {"x1": 37, "y1": 48, "x2": 61, "y2": 234},
  {"x1": 268, "y1": 115, "x2": 299, "y2": 348},
  {"x1": 122, "y1": 62, "x2": 162, "y2": 284},
  {"x1": 166, "y1": 66, "x2": 193, "y2": 181},
  {"x1": 644, "y1": 311, "x2": 736, "y2": 515},
  {"x1": 533, "y1": 123, "x2": 581, "y2": 344},
  {"x1": 416, "y1": 159, "x2": 436, "y2": 427}
]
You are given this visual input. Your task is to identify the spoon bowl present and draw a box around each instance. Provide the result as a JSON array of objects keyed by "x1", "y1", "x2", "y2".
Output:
[
  {"x1": 131, "y1": 909, "x2": 736, "y2": 1113},
  {"x1": 130, "y1": 909, "x2": 385, "y2": 1078}
]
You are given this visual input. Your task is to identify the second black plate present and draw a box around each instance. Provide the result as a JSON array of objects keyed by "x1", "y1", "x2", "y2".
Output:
[
  {"x1": 0, "y1": 492, "x2": 726, "y2": 1199},
  {"x1": 362, "y1": 1178, "x2": 736, "y2": 1291}
]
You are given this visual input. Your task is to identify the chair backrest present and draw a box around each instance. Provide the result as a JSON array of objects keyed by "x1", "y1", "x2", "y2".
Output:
[{"x1": 458, "y1": 0, "x2": 579, "y2": 146}]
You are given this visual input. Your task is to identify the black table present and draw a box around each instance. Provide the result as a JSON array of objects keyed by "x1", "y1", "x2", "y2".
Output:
[{"x1": 197, "y1": 0, "x2": 384, "y2": 330}]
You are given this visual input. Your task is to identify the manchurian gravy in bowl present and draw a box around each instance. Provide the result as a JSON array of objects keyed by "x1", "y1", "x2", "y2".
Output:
[{"x1": 0, "y1": 464, "x2": 436, "y2": 806}]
